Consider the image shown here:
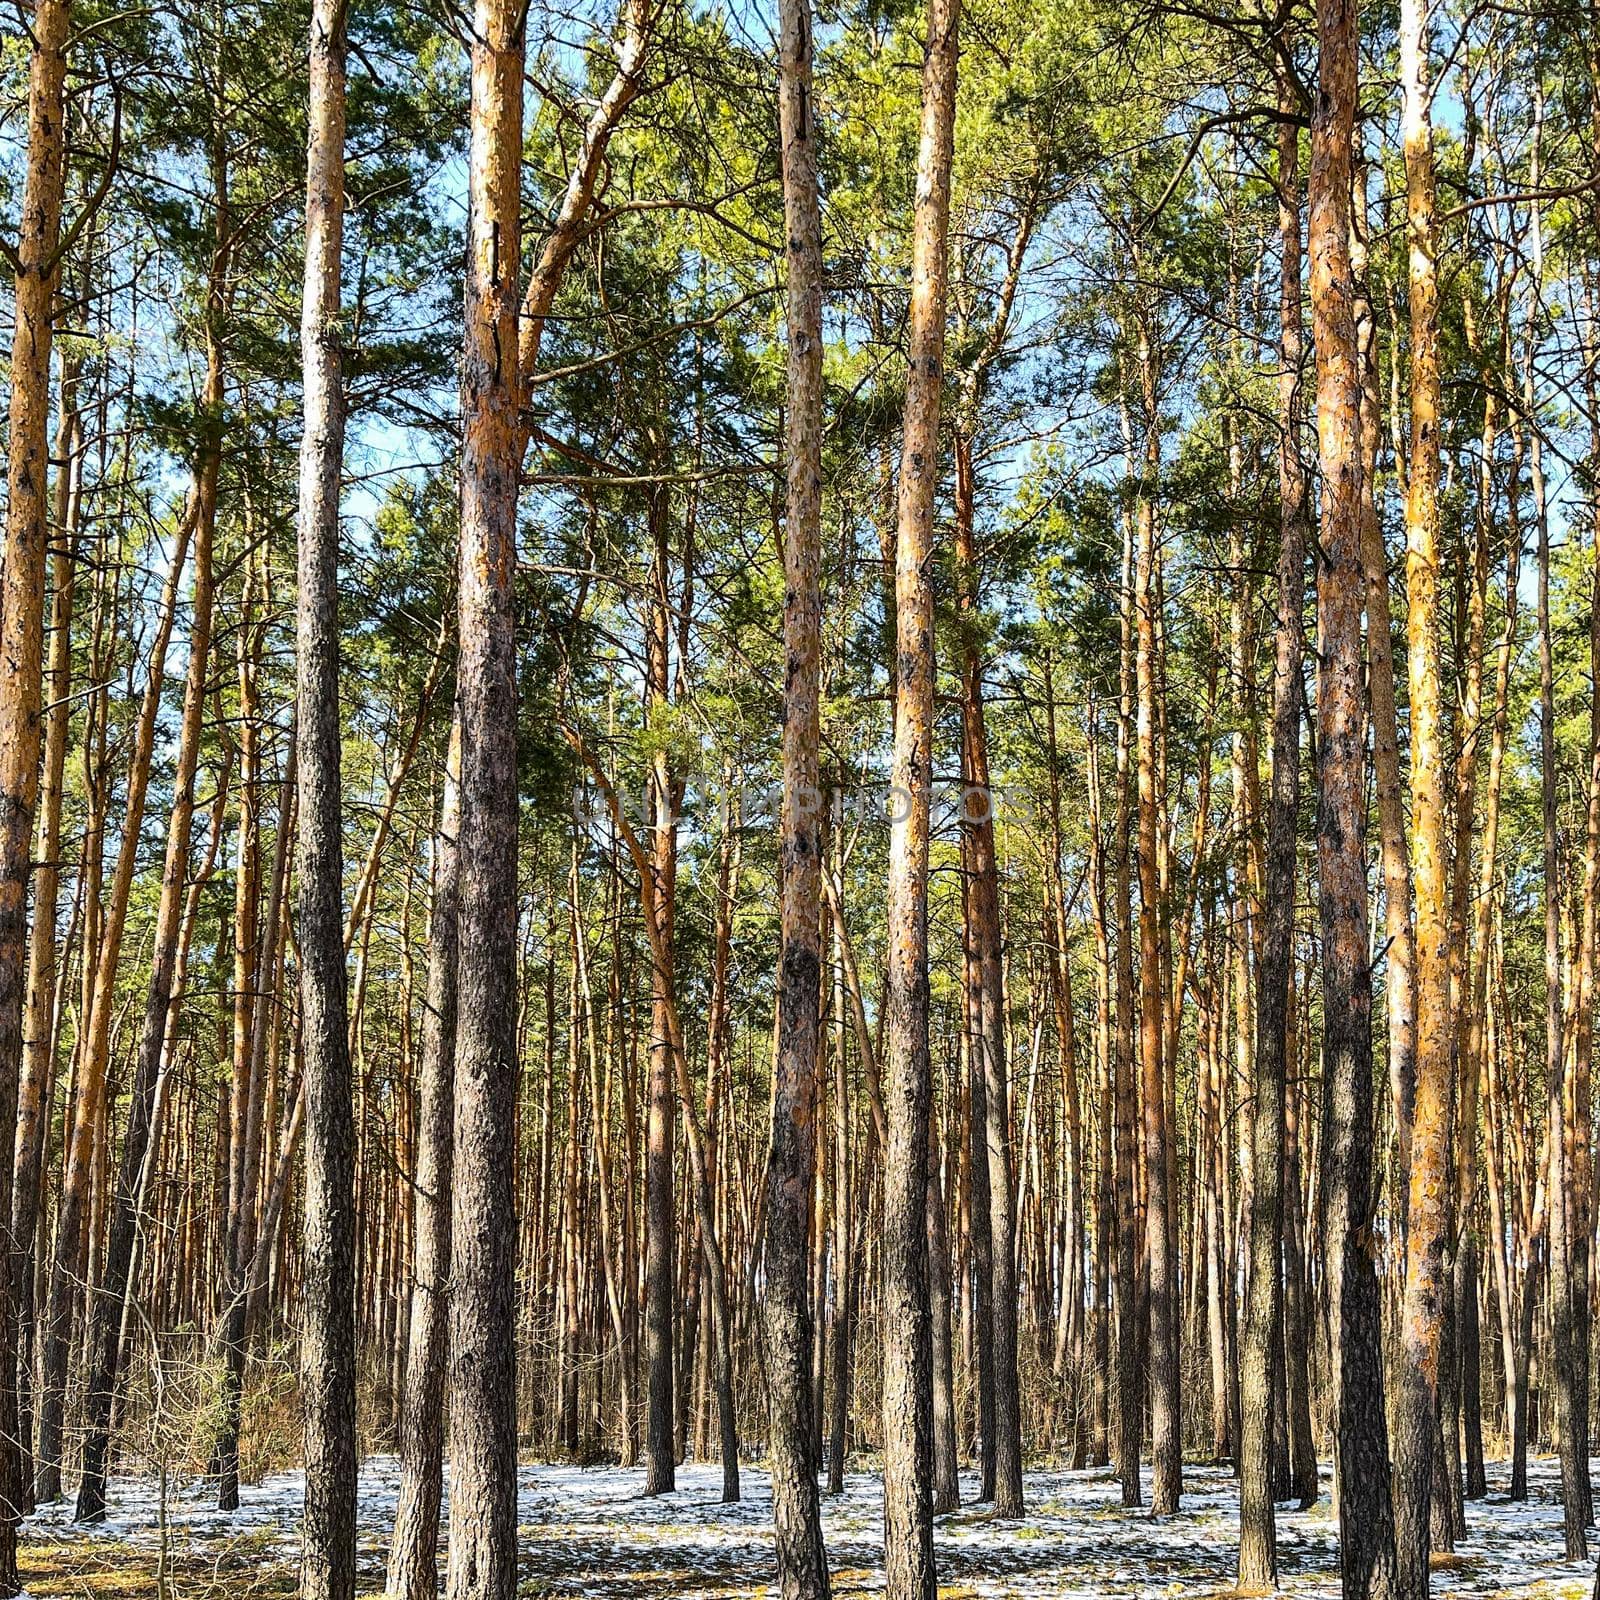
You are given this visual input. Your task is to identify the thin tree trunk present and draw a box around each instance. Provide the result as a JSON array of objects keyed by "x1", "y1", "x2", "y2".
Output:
[
  {"x1": 926, "y1": 1114, "x2": 960, "y2": 1514},
  {"x1": 1131, "y1": 302, "x2": 1181, "y2": 1517},
  {"x1": 13, "y1": 347, "x2": 81, "y2": 1515},
  {"x1": 1112, "y1": 511, "x2": 1141, "y2": 1510},
  {"x1": 387, "y1": 729, "x2": 460, "y2": 1600},
  {"x1": 575, "y1": 841, "x2": 636, "y2": 1468},
  {"x1": 1238, "y1": 77, "x2": 1309, "y2": 1591},
  {"x1": 1281, "y1": 958, "x2": 1317, "y2": 1508},
  {"x1": 1085, "y1": 703, "x2": 1115, "y2": 1470},
  {"x1": 1532, "y1": 290, "x2": 1587, "y2": 1558},
  {"x1": 216, "y1": 551, "x2": 265, "y2": 1515},
  {"x1": 1356, "y1": 221, "x2": 1417, "y2": 1217},
  {"x1": 827, "y1": 817, "x2": 852, "y2": 1494},
  {"x1": 641, "y1": 492, "x2": 679, "y2": 1496},
  {"x1": 1444, "y1": 299, "x2": 1496, "y2": 1519},
  {"x1": 955, "y1": 446, "x2": 1023, "y2": 1518},
  {"x1": 962, "y1": 878, "x2": 996, "y2": 1498}
]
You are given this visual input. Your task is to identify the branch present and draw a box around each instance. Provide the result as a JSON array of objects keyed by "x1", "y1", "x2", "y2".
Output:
[
  {"x1": 47, "y1": 83, "x2": 122, "y2": 277},
  {"x1": 1141, "y1": 104, "x2": 1303, "y2": 233},
  {"x1": 1436, "y1": 175, "x2": 1600, "y2": 225}
]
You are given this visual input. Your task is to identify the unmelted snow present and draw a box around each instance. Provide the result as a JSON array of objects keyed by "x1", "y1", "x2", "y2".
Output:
[{"x1": 24, "y1": 1453, "x2": 1599, "y2": 1596}]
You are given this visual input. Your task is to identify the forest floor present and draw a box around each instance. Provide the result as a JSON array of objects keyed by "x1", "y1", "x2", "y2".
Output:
[{"x1": 21, "y1": 1453, "x2": 1596, "y2": 1598}]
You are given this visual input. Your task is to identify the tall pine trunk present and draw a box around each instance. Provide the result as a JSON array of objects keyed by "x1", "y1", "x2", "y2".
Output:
[
  {"x1": 1112, "y1": 516, "x2": 1141, "y2": 1510},
  {"x1": 882, "y1": 0, "x2": 959, "y2": 1586},
  {"x1": 0, "y1": 0, "x2": 70, "y2": 1560},
  {"x1": 447, "y1": 0, "x2": 524, "y2": 1589},
  {"x1": 955, "y1": 439, "x2": 1023, "y2": 1518},
  {"x1": 642, "y1": 493, "x2": 678, "y2": 1496},
  {"x1": 295, "y1": 3, "x2": 356, "y2": 1589},
  {"x1": 1394, "y1": 0, "x2": 1456, "y2": 1579},
  {"x1": 1132, "y1": 303, "x2": 1181, "y2": 1518},
  {"x1": 1238, "y1": 79, "x2": 1309, "y2": 1590},
  {"x1": 1306, "y1": 0, "x2": 1399, "y2": 1590}
]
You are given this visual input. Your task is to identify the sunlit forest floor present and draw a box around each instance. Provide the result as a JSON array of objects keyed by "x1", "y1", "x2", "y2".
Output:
[{"x1": 23, "y1": 1455, "x2": 1595, "y2": 1598}]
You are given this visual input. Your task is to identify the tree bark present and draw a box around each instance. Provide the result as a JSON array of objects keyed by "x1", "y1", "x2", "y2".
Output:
[
  {"x1": 827, "y1": 828, "x2": 853, "y2": 1494},
  {"x1": 447, "y1": 0, "x2": 524, "y2": 1589},
  {"x1": 1238, "y1": 78, "x2": 1310, "y2": 1591},
  {"x1": 962, "y1": 878, "x2": 996, "y2": 1499},
  {"x1": 0, "y1": 0, "x2": 70, "y2": 1548},
  {"x1": 1354, "y1": 208, "x2": 1417, "y2": 1217},
  {"x1": 1085, "y1": 702, "x2": 1114, "y2": 1470},
  {"x1": 294, "y1": 6, "x2": 357, "y2": 1588},
  {"x1": 641, "y1": 490, "x2": 678, "y2": 1496},
  {"x1": 1466, "y1": 498, "x2": 1517, "y2": 1504},
  {"x1": 1112, "y1": 512, "x2": 1141, "y2": 1510},
  {"x1": 1532, "y1": 324, "x2": 1587, "y2": 1559},
  {"x1": 926, "y1": 1117, "x2": 960, "y2": 1515},
  {"x1": 956, "y1": 443, "x2": 1024, "y2": 1518},
  {"x1": 1131, "y1": 302, "x2": 1181, "y2": 1517},
  {"x1": 764, "y1": 0, "x2": 832, "y2": 1576},
  {"x1": 1439, "y1": 303, "x2": 1493, "y2": 1527},
  {"x1": 1393, "y1": 0, "x2": 1456, "y2": 1580},
  {"x1": 388, "y1": 729, "x2": 459, "y2": 1600},
  {"x1": 882, "y1": 0, "x2": 959, "y2": 1585},
  {"x1": 13, "y1": 347, "x2": 80, "y2": 1515},
  {"x1": 1306, "y1": 0, "x2": 1400, "y2": 1590}
]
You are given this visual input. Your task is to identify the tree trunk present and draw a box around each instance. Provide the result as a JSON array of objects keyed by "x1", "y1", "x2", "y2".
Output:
[
  {"x1": 1533, "y1": 327, "x2": 1587, "y2": 1559},
  {"x1": 764, "y1": 0, "x2": 832, "y2": 1576},
  {"x1": 388, "y1": 730, "x2": 459, "y2": 1600},
  {"x1": 1306, "y1": 0, "x2": 1400, "y2": 1590},
  {"x1": 962, "y1": 879, "x2": 996, "y2": 1498},
  {"x1": 827, "y1": 834, "x2": 853, "y2": 1495},
  {"x1": 294, "y1": 7, "x2": 357, "y2": 1586},
  {"x1": 926, "y1": 1118, "x2": 960, "y2": 1515},
  {"x1": 1112, "y1": 513, "x2": 1141, "y2": 1510},
  {"x1": 1043, "y1": 664, "x2": 1087, "y2": 1453},
  {"x1": 1131, "y1": 303, "x2": 1181, "y2": 1518},
  {"x1": 1085, "y1": 704, "x2": 1115, "y2": 1470},
  {"x1": 881, "y1": 0, "x2": 959, "y2": 1585},
  {"x1": 216, "y1": 561, "x2": 264, "y2": 1513},
  {"x1": 447, "y1": 0, "x2": 524, "y2": 1590},
  {"x1": 1238, "y1": 79, "x2": 1309, "y2": 1591},
  {"x1": 1393, "y1": 0, "x2": 1456, "y2": 1580},
  {"x1": 574, "y1": 841, "x2": 637, "y2": 1468},
  {"x1": 1468, "y1": 502, "x2": 1518, "y2": 1504},
  {"x1": 0, "y1": 0, "x2": 69, "y2": 1561},
  {"x1": 1441, "y1": 301, "x2": 1495, "y2": 1522},
  {"x1": 13, "y1": 347, "x2": 81, "y2": 1515},
  {"x1": 1356, "y1": 230, "x2": 1417, "y2": 1218},
  {"x1": 955, "y1": 438, "x2": 1024, "y2": 1518},
  {"x1": 642, "y1": 491, "x2": 678, "y2": 1497},
  {"x1": 1281, "y1": 963, "x2": 1318, "y2": 1507}
]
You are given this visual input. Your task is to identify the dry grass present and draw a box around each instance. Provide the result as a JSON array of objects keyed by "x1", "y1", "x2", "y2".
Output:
[{"x1": 19, "y1": 1534, "x2": 304, "y2": 1599}]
